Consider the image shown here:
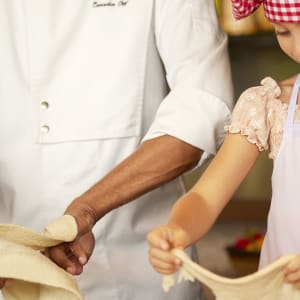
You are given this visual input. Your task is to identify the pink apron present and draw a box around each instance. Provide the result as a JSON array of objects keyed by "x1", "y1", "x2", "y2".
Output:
[{"x1": 260, "y1": 74, "x2": 300, "y2": 268}]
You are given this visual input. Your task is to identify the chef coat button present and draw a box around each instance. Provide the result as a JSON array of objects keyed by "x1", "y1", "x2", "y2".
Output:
[
  {"x1": 41, "y1": 101, "x2": 49, "y2": 109},
  {"x1": 41, "y1": 125, "x2": 50, "y2": 133}
]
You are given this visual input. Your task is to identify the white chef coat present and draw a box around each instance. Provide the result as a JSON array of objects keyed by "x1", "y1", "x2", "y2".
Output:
[{"x1": 0, "y1": 0, "x2": 233, "y2": 299}]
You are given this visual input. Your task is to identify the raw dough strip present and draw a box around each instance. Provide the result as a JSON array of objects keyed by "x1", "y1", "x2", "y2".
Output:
[
  {"x1": 0, "y1": 215, "x2": 83, "y2": 300},
  {"x1": 162, "y1": 249, "x2": 300, "y2": 300},
  {"x1": 0, "y1": 215, "x2": 77, "y2": 250}
]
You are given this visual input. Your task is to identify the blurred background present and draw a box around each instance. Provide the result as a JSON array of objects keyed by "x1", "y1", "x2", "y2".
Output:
[{"x1": 183, "y1": 1, "x2": 299, "y2": 294}]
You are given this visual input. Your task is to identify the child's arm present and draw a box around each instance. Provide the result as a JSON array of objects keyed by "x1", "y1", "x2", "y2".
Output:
[{"x1": 148, "y1": 132, "x2": 261, "y2": 274}]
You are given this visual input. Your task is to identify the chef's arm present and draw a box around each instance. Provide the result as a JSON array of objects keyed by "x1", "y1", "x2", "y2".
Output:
[{"x1": 65, "y1": 134, "x2": 202, "y2": 235}]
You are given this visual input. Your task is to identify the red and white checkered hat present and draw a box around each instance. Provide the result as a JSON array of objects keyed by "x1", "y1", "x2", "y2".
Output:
[{"x1": 232, "y1": 0, "x2": 300, "y2": 22}]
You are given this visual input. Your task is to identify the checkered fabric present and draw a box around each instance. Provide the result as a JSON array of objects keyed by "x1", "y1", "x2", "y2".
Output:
[{"x1": 231, "y1": 0, "x2": 300, "y2": 22}]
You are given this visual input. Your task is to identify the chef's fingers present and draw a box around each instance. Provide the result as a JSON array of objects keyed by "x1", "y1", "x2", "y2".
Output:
[
  {"x1": 66, "y1": 242, "x2": 87, "y2": 265},
  {"x1": 0, "y1": 278, "x2": 11, "y2": 289},
  {"x1": 68, "y1": 232, "x2": 95, "y2": 266},
  {"x1": 0, "y1": 279, "x2": 13, "y2": 289},
  {"x1": 45, "y1": 244, "x2": 83, "y2": 275},
  {"x1": 0, "y1": 278, "x2": 5, "y2": 289},
  {"x1": 65, "y1": 254, "x2": 84, "y2": 275}
]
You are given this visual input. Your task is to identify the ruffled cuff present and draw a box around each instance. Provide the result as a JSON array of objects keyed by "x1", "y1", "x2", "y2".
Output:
[{"x1": 225, "y1": 123, "x2": 269, "y2": 152}]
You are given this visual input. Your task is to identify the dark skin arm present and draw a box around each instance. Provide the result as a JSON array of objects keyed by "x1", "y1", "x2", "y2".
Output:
[{"x1": 46, "y1": 134, "x2": 203, "y2": 275}]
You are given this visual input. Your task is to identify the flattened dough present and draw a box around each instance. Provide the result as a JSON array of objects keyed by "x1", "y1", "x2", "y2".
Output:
[
  {"x1": 162, "y1": 249, "x2": 300, "y2": 300},
  {"x1": 0, "y1": 215, "x2": 83, "y2": 300}
]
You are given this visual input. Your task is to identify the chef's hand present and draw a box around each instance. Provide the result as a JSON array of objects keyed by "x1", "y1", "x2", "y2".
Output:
[
  {"x1": 45, "y1": 230, "x2": 95, "y2": 275},
  {"x1": 0, "y1": 278, "x2": 12, "y2": 289},
  {"x1": 284, "y1": 255, "x2": 300, "y2": 289},
  {"x1": 147, "y1": 224, "x2": 189, "y2": 275},
  {"x1": 64, "y1": 199, "x2": 98, "y2": 236},
  {"x1": 45, "y1": 197, "x2": 99, "y2": 275},
  {"x1": 0, "y1": 279, "x2": 5, "y2": 289}
]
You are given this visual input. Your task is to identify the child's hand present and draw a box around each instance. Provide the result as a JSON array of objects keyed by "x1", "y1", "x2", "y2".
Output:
[
  {"x1": 147, "y1": 224, "x2": 189, "y2": 275},
  {"x1": 284, "y1": 255, "x2": 300, "y2": 289}
]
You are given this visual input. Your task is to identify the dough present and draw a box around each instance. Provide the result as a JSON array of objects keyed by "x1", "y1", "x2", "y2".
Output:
[
  {"x1": 162, "y1": 249, "x2": 300, "y2": 300},
  {"x1": 0, "y1": 215, "x2": 83, "y2": 300}
]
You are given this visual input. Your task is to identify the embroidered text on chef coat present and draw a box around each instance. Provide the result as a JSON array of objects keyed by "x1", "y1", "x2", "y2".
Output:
[{"x1": 93, "y1": 0, "x2": 129, "y2": 7}]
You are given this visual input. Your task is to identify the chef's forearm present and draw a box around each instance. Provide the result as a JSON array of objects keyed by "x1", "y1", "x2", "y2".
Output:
[{"x1": 66, "y1": 135, "x2": 202, "y2": 233}]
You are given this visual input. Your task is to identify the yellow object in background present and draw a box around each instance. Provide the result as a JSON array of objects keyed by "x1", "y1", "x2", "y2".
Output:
[
  {"x1": 215, "y1": 0, "x2": 221, "y2": 16},
  {"x1": 220, "y1": 0, "x2": 257, "y2": 35},
  {"x1": 255, "y1": 6, "x2": 274, "y2": 32},
  {"x1": 218, "y1": 0, "x2": 273, "y2": 35}
]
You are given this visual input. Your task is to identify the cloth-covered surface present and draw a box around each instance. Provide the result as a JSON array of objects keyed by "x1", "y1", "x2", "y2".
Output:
[
  {"x1": 0, "y1": 215, "x2": 83, "y2": 300},
  {"x1": 163, "y1": 249, "x2": 300, "y2": 300}
]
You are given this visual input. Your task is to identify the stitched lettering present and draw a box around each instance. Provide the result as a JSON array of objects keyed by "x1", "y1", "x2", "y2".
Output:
[{"x1": 93, "y1": 1, "x2": 129, "y2": 7}]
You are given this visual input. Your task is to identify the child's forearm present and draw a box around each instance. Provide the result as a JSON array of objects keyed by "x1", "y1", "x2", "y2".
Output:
[
  {"x1": 166, "y1": 134, "x2": 261, "y2": 249},
  {"x1": 167, "y1": 191, "x2": 221, "y2": 247}
]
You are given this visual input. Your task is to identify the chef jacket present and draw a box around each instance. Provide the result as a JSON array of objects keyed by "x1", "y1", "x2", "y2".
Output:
[{"x1": 0, "y1": 0, "x2": 233, "y2": 299}]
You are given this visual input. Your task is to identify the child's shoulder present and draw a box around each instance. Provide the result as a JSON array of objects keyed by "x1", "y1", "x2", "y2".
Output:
[
  {"x1": 239, "y1": 75, "x2": 299, "y2": 105},
  {"x1": 238, "y1": 76, "x2": 281, "y2": 103},
  {"x1": 234, "y1": 75, "x2": 300, "y2": 119}
]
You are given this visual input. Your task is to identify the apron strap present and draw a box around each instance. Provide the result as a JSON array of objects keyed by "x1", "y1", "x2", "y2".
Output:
[{"x1": 287, "y1": 74, "x2": 300, "y2": 125}]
